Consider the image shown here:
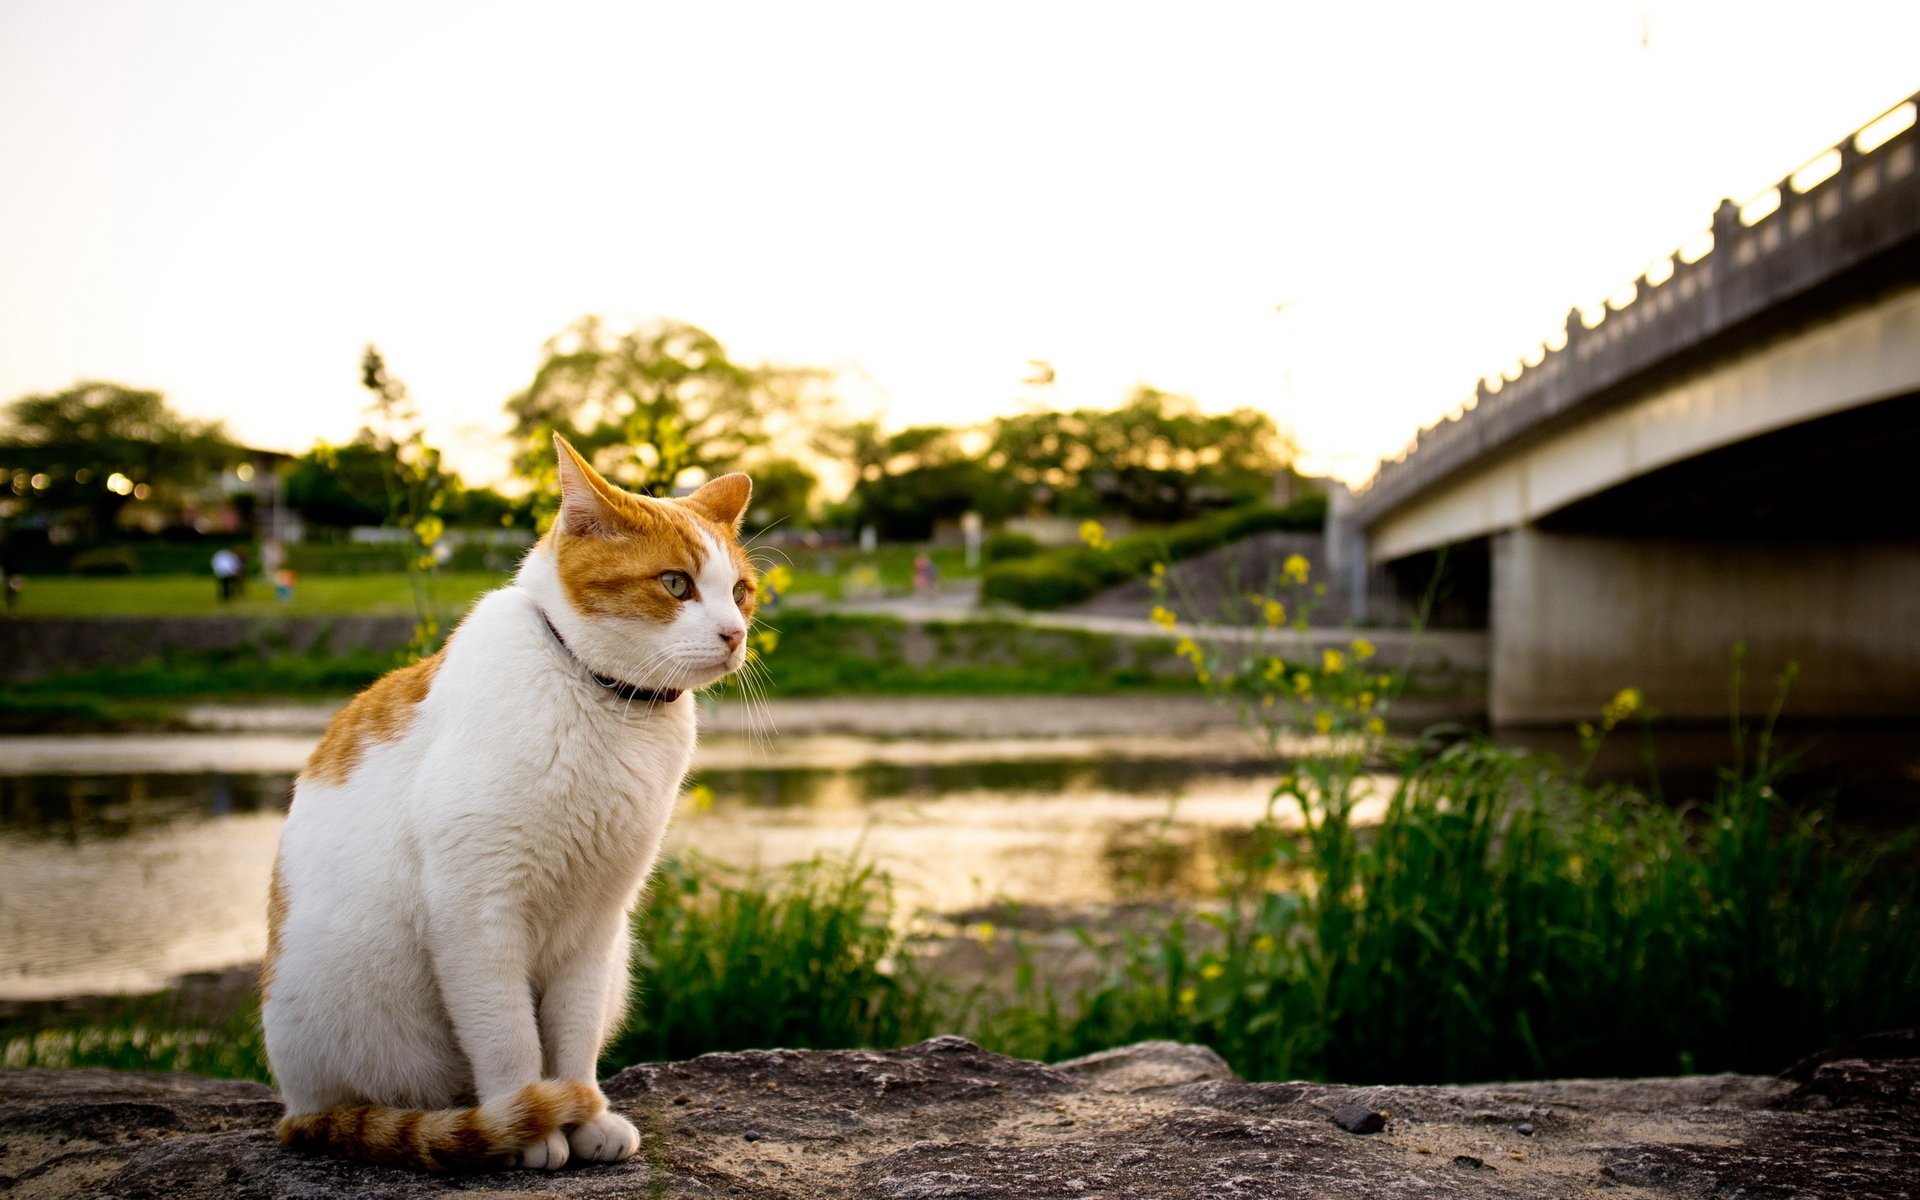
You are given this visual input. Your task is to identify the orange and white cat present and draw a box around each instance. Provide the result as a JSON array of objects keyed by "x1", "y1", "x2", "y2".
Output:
[{"x1": 261, "y1": 435, "x2": 755, "y2": 1171}]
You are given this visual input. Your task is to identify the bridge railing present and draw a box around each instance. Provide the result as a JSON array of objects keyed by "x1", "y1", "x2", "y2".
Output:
[{"x1": 1354, "y1": 88, "x2": 1920, "y2": 522}]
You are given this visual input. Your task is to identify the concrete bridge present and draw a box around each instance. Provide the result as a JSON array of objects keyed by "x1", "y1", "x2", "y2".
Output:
[{"x1": 1337, "y1": 90, "x2": 1920, "y2": 724}]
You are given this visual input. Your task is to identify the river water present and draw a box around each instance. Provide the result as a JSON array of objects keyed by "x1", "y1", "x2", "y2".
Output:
[
  {"x1": 0, "y1": 730, "x2": 1285, "y2": 1000},
  {"x1": 3, "y1": 720, "x2": 1913, "y2": 1002}
]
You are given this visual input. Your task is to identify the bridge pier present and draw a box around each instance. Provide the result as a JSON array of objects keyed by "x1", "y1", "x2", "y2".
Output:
[{"x1": 1489, "y1": 527, "x2": 1920, "y2": 725}]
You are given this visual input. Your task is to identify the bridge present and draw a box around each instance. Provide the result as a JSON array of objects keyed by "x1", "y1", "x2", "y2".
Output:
[{"x1": 1335, "y1": 90, "x2": 1920, "y2": 724}]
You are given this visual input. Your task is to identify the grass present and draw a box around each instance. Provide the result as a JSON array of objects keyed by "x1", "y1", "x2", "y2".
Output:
[
  {"x1": 10, "y1": 571, "x2": 509, "y2": 618},
  {"x1": 8, "y1": 730, "x2": 1915, "y2": 1087},
  {"x1": 1, "y1": 609, "x2": 1195, "y2": 730},
  {"x1": 761, "y1": 545, "x2": 975, "y2": 601},
  {"x1": 8, "y1": 545, "x2": 977, "y2": 619}
]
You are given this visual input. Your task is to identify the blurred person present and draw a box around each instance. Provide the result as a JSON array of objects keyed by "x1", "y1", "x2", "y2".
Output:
[
  {"x1": 275, "y1": 566, "x2": 298, "y2": 604},
  {"x1": 211, "y1": 547, "x2": 241, "y2": 602},
  {"x1": 1, "y1": 541, "x2": 19, "y2": 617}
]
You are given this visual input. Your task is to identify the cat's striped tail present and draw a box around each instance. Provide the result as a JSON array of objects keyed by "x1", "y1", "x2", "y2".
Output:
[{"x1": 276, "y1": 1079, "x2": 605, "y2": 1171}]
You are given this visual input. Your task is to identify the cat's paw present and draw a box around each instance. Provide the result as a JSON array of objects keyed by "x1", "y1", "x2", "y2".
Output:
[
  {"x1": 518, "y1": 1128, "x2": 571, "y2": 1170},
  {"x1": 569, "y1": 1109, "x2": 641, "y2": 1162}
]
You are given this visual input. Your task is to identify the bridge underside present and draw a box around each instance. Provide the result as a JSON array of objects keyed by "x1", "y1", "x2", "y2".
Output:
[{"x1": 1485, "y1": 392, "x2": 1920, "y2": 724}]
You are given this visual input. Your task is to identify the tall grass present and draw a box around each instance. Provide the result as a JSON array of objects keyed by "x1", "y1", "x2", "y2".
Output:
[
  {"x1": 603, "y1": 855, "x2": 942, "y2": 1066},
  {"x1": 982, "y1": 736, "x2": 1919, "y2": 1082}
]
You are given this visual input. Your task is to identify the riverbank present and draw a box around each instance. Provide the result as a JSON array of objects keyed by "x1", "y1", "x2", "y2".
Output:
[{"x1": 3, "y1": 1034, "x2": 1914, "y2": 1198}]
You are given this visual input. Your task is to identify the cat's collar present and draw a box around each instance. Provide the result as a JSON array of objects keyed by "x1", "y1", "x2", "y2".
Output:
[{"x1": 535, "y1": 608, "x2": 684, "y2": 706}]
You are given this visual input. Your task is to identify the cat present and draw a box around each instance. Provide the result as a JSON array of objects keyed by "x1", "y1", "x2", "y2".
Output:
[{"x1": 261, "y1": 434, "x2": 755, "y2": 1171}]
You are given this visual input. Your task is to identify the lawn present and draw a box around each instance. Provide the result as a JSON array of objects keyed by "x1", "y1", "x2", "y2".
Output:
[
  {"x1": 13, "y1": 572, "x2": 510, "y2": 618},
  {"x1": 11, "y1": 546, "x2": 977, "y2": 618}
]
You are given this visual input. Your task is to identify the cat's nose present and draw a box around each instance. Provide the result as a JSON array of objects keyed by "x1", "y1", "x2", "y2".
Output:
[{"x1": 718, "y1": 628, "x2": 745, "y2": 651}]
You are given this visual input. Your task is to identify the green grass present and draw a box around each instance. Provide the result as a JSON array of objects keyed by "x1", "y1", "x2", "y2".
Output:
[
  {"x1": 736, "y1": 609, "x2": 1192, "y2": 697},
  {"x1": 8, "y1": 734, "x2": 1915, "y2": 1087},
  {"x1": 755, "y1": 545, "x2": 975, "y2": 601},
  {"x1": 11, "y1": 571, "x2": 509, "y2": 618},
  {"x1": 1, "y1": 609, "x2": 1194, "y2": 731},
  {"x1": 10, "y1": 544, "x2": 976, "y2": 618}
]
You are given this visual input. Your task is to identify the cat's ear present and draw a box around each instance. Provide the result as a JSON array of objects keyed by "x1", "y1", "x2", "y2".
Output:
[
  {"x1": 683, "y1": 473, "x2": 753, "y2": 533},
  {"x1": 552, "y1": 434, "x2": 625, "y2": 537}
]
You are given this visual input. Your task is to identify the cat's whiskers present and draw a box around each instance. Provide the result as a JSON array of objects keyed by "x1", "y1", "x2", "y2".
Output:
[{"x1": 740, "y1": 516, "x2": 789, "y2": 549}]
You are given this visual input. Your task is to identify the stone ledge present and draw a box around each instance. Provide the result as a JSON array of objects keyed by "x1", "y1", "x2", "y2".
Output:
[{"x1": 1, "y1": 1033, "x2": 1914, "y2": 1198}]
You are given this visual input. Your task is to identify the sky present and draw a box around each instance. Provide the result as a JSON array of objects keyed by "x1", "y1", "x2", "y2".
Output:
[{"x1": 1, "y1": 1, "x2": 1917, "y2": 488}]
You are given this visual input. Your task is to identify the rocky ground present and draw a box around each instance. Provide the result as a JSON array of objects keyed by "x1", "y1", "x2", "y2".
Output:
[{"x1": 2, "y1": 1033, "x2": 1915, "y2": 1199}]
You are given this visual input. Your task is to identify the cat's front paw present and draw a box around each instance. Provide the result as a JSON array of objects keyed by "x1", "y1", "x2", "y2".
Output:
[
  {"x1": 519, "y1": 1128, "x2": 570, "y2": 1170},
  {"x1": 569, "y1": 1109, "x2": 641, "y2": 1163}
]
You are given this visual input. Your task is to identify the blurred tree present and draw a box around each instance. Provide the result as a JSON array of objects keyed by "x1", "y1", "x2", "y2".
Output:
[
  {"x1": 0, "y1": 382, "x2": 239, "y2": 538},
  {"x1": 740, "y1": 456, "x2": 818, "y2": 532},
  {"x1": 506, "y1": 317, "x2": 822, "y2": 507},
  {"x1": 988, "y1": 387, "x2": 1286, "y2": 521},
  {"x1": 820, "y1": 423, "x2": 1018, "y2": 540},
  {"x1": 286, "y1": 440, "x2": 395, "y2": 528}
]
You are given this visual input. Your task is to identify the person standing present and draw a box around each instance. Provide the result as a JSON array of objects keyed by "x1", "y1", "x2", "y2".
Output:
[
  {"x1": 211, "y1": 547, "x2": 241, "y2": 602},
  {"x1": 0, "y1": 540, "x2": 20, "y2": 617}
]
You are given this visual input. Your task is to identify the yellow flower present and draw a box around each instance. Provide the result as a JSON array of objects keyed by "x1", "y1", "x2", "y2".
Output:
[
  {"x1": 1366, "y1": 717, "x2": 1387, "y2": 737},
  {"x1": 1252, "y1": 934, "x2": 1277, "y2": 954},
  {"x1": 1292, "y1": 671, "x2": 1313, "y2": 696},
  {"x1": 1150, "y1": 604, "x2": 1178, "y2": 631},
  {"x1": 1246, "y1": 592, "x2": 1266, "y2": 609},
  {"x1": 1601, "y1": 687, "x2": 1644, "y2": 730},
  {"x1": 751, "y1": 628, "x2": 781, "y2": 655},
  {"x1": 1195, "y1": 669, "x2": 1211, "y2": 686},
  {"x1": 973, "y1": 921, "x2": 997, "y2": 948},
  {"x1": 1262, "y1": 656, "x2": 1286, "y2": 682},
  {"x1": 1350, "y1": 637, "x2": 1376, "y2": 661},
  {"x1": 1200, "y1": 962, "x2": 1225, "y2": 980},
  {"x1": 1322, "y1": 648, "x2": 1346, "y2": 674},
  {"x1": 758, "y1": 564, "x2": 794, "y2": 601},
  {"x1": 1079, "y1": 520, "x2": 1109, "y2": 550},
  {"x1": 1175, "y1": 636, "x2": 1200, "y2": 660},
  {"x1": 1377, "y1": 673, "x2": 1393, "y2": 689},
  {"x1": 1313, "y1": 710, "x2": 1334, "y2": 734},
  {"x1": 1263, "y1": 599, "x2": 1285, "y2": 627},
  {"x1": 1151, "y1": 561, "x2": 1166, "y2": 578},
  {"x1": 412, "y1": 514, "x2": 445, "y2": 547},
  {"x1": 1357, "y1": 690, "x2": 1376, "y2": 711},
  {"x1": 1578, "y1": 721, "x2": 1596, "y2": 740},
  {"x1": 1283, "y1": 554, "x2": 1310, "y2": 585},
  {"x1": 685, "y1": 784, "x2": 716, "y2": 812},
  {"x1": 1261, "y1": 693, "x2": 1276, "y2": 708},
  {"x1": 1177, "y1": 986, "x2": 1198, "y2": 1011}
]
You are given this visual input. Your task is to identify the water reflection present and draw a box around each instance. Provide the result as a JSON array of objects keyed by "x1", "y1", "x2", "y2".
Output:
[
  {"x1": 1, "y1": 771, "x2": 294, "y2": 844},
  {"x1": 0, "y1": 738, "x2": 1283, "y2": 1000}
]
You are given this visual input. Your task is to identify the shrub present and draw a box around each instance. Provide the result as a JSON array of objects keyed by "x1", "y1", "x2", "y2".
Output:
[
  {"x1": 67, "y1": 546, "x2": 141, "y2": 575},
  {"x1": 982, "y1": 530, "x2": 1042, "y2": 563},
  {"x1": 980, "y1": 496, "x2": 1326, "y2": 609}
]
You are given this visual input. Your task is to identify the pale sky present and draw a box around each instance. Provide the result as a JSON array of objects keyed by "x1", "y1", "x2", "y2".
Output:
[{"x1": 2, "y1": 1, "x2": 1916, "y2": 487}]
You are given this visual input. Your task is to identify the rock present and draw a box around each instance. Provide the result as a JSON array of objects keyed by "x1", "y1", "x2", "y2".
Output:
[
  {"x1": 1, "y1": 1032, "x2": 1916, "y2": 1198},
  {"x1": 1331, "y1": 1102, "x2": 1387, "y2": 1135},
  {"x1": 1054, "y1": 1039, "x2": 1234, "y2": 1092}
]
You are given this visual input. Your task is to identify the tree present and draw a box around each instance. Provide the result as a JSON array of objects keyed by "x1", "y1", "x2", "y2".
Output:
[
  {"x1": 987, "y1": 387, "x2": 1286, "y2": 522},
  {"x1": 0, "y1": 382, "x2": 238, "y2": 538},
  {"x1": 505, "y1": 317, "x2": 821, "y2": 503},
  {"x1": 818, "y1": 422, "x2": 1017, "y2": 540},
  {"x1": 739, "y1": 457, "x2": 818, "y2": 532}
]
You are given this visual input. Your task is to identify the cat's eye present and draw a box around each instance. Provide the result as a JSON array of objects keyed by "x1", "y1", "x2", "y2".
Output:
[
  {"x1": 732, "y1": 581, "x2": 749, "y2": 606},
  {"x1": 660, "y1": 571, "x2": 693, "y2": 599}
]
